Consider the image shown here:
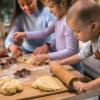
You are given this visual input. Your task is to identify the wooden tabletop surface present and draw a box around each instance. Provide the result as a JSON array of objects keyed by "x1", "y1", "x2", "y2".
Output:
[{"x1": 0, "y1": 56, "x2": 99, "y2": 100}]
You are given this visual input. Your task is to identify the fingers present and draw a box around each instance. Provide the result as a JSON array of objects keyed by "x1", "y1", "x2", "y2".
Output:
[
  {"x1": 16, "y1": 50, "x2": 22, "y2": 57},
  {"x1": 13, "y1": 33, "x2": 18, "y2": 42},
  {"x1": 13, "y1": 32, "x2": 20, "y2": 39},
  {"x1": 32, "y1": 55, "x2": 46, "y2": 66},
  {"x1": 34, "y1": 48, "x2": 41, "y2": 55},
  {"x1": 32, "y1": 58, "x2": 43, "y2": 66},
  {"x1": 34, "y1": 60, "x2": 42, "y2": 66},
  {"x1": 34, "y1": 45, "x2": 49, "y2": 55},
  {"x1": 10, "y1": 46, "x2": 22, "y2": 58},
  {"x1": 34, "y1": 48, "x2": 44, "y2": 55},
  {"x1": 12, "y1": 32, "x2": 25, "y2": 42},
  {"x1": 13, "y1": 50, "x2": 22, "y2": 58},
  {"x1": 73, "y1": 81, "x2": 86, "y2": 94}
]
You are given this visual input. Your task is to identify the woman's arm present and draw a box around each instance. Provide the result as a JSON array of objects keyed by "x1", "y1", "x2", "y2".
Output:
[
  {"x1": 5, "y1": 25, "x2": 21, "y2": 49},
  {"x1": 5, "y1": 16, "x2": 23, "y2": 49}
]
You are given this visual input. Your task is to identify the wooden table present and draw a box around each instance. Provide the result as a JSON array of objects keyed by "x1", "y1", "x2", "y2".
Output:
[
  {"x1": 0, "y1": 56, "x2": 100, "y2": 100},
  {"x1": 31, "y1": 89, "x2": 100, "y2": 100}
]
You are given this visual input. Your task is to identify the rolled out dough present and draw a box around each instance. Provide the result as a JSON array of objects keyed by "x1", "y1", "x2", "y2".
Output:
[{"x1": 32, "y1": 75, "x2": 65, "y2": 92}]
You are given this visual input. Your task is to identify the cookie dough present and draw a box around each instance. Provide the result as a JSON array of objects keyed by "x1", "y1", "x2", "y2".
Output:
[
  {"x1": 17, "y1": 55, "x2": 34, "y2": 64},
  {"x1": 32, "y1": 76, "x2": 64, "y2": 92},
  {"x1": 17, "y1": 55, "x2": 48, "y2": 65},
  {"x1": 0, "y1": 77, "x2": 23, "y2": 95}
]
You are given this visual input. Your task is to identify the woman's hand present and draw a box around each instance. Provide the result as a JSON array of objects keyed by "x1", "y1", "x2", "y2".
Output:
[
  {"x1": 9, "y1": 44, "x2": 22, "y2": 58},
  {"x1": 13, "y1": 32, "x2": 26, "y2": 43},
  {"x1": 33, "y1": 54, "x2": 49, "y2": 66},
  {"x1": 34, "y1": 44, "x2": 50, "y2": 55}
]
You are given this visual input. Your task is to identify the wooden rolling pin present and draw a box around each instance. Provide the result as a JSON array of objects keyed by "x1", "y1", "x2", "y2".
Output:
[{"x1": 49, "y1": 61, "x2": 87, "y2": 89}]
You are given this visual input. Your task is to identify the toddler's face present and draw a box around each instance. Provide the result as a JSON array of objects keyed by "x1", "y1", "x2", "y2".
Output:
[
  {"x1": 18, "y1": 0, "x2": 37, "y2": 15},
  {"x1": 68, "y1": 19, "x2": 92, "y2": 42}
]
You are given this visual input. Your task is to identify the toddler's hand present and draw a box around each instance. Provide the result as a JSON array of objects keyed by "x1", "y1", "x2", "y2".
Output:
[{"x1": 73, "y1": 81, "x2": 89, "y2": 93}]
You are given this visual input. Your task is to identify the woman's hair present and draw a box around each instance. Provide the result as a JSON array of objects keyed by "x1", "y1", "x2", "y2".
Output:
[{"x1": 9, "y1": 0, "x2": 44, "y2": 30}]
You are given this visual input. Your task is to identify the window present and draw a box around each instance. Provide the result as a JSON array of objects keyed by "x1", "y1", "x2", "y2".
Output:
[{"x1": 0, "y1": 0, "x2": 13, "y2": 22}]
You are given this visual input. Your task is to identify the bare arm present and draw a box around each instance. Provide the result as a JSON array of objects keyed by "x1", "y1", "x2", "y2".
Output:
[
  {"x1": 60, "y1": 53, "x2": 81, "y2": 65},
  {"x1": 73, "y1": 78, "x2": 100, "y2": 93},
  {"x1": 86, "y1": 78, "x2": 100, "y2": 90}
]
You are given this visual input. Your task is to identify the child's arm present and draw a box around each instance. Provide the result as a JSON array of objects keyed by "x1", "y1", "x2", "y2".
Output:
[
  {"x1": 60, "y1": 53, "x2": 81, "y2": 65},
  {"x1": 86, "y1": 78, "x2": 100, "y2": 90},
  {"x1": 47, "y1": 27, "x2": 79, "y2": 60},
  {"x1": 88, "y1": 78, "x2": 100, "y2": 89},
  {"x1": 13, "y1": 23, "x2": 55, "y2": 41},
  {"x1": 73, "y1": 78, "x2": 100, "y2": 93},
  {"x1": 26, "y1": 23, "x2": 55, "y2": 40},
  {"x1": 60, "y1": 41, "x2": 93, "y2": 65}
]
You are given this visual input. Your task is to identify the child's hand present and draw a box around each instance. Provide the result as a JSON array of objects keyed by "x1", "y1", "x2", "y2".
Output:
[
  {"x1": 12, "y1": 32, "x2": 26, "y2": 42},
  {"x1": 73, "y1": 81, "x2": 89, "y2": 93},
  {"x1": 33, "y1": 54, "x2": 49, "y2": 66},
  {"x1": 34, "y1": 44, "x2": 50, "y2": 55},
  {"x1": 9, "y1": 44, "x2": 22, "y2": 58}
]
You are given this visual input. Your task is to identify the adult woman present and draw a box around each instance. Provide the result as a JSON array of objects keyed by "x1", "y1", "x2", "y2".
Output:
[{"x1": 5, "y1": 0, "x2": 55, "y2": 57}]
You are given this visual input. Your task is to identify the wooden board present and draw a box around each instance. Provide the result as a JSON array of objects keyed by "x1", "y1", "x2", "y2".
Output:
[
  {"x1": 0, "y1": 65, "x2": 69, "y2": 100},
  {"x1": 0, "y1": 62, "x2": 90, "y2": 100},
  {"x1": 0, "y1": 83, "x2": 68, "y2": 100}
]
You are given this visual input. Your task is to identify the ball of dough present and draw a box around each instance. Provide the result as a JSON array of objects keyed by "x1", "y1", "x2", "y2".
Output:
[
  {"x1": 0, "y1": 77, "x2": 23, "y2": 95},
  {"x1": 0, "y1": 77, "x2": 12, "y2": 87}
]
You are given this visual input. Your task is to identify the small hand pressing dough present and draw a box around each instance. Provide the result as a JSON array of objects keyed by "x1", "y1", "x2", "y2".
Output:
[
  {"x1": 0, "y1": 77, "x2": 23, "y2": 95},
  {"x1": 32, "y1": 76, "x2": 64, "y2": 92}
]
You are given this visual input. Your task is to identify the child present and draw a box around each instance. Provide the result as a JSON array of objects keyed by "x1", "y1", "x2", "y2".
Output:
[
  {"x1": 13, "y1": 0, "x2": 84, "y2": 72},
  {"x1": 5, "y1": 0, "x2": 55, "y2": 57},
  {"x1": 59, "y1": 0, "x2": 100, "y2": 92}
]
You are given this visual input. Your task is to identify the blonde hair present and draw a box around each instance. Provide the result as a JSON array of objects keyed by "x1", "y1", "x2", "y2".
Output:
[{"x1": 67, "y1": 0, "x2": 100, "y2": 25}]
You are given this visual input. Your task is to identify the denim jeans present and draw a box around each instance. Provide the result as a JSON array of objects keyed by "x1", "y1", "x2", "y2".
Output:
[
  {"x1": 21, "y1": 46, "x2": 32, "y2": 54},
  {"x1": 72, "y1": 63, "x2": 84, "y2": 73}
]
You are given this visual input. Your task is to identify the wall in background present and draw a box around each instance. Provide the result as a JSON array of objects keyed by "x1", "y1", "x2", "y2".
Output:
[{"x1": 0, "y1": 0, "x2": 13, "y2": 23}]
